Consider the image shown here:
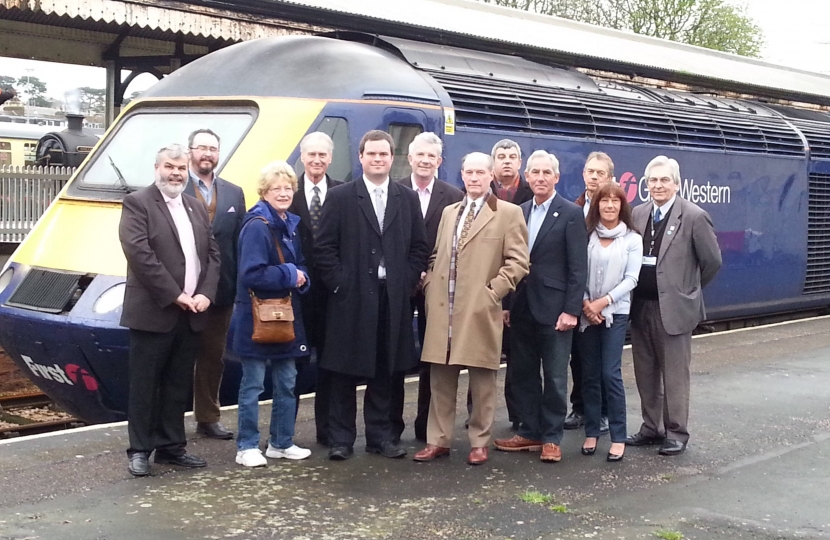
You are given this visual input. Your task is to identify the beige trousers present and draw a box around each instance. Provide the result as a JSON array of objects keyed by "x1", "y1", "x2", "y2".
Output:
[{"x1": 427, "y1": 363, "x2": 497, "y2": 448}]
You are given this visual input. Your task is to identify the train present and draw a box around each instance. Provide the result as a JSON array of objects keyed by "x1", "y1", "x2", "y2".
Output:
[
  {"x1": 1, "y1": 32, "x2": 829, "y2": 424},
  {"x1": 0, "y1": 122, "x2": 52, "y2": 167}
]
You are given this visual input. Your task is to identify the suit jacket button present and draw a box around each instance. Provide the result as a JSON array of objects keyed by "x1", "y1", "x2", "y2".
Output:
[
  {"x1": 439, "y1": 302, "x2": 444, "y2": 306},
  {"x1": 371, "y1": 248, "x2": 376, "y2": 254}
]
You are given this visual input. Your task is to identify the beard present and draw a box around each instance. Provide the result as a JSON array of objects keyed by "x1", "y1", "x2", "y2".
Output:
[
  {"x1": 155, "y1": 172, "x2": 187, "y2": 198},
  {"x1": 196, "y1": 158, "x2": 217, "y2": 176}
]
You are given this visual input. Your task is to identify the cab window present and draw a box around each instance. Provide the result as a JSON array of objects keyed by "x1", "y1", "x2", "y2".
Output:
[
  {"x1": 293, "y1": 117, "x2": 352, "y2": 182},
  {"x1": 389, "y1": 123, "x2": 423, "y2": 179}
]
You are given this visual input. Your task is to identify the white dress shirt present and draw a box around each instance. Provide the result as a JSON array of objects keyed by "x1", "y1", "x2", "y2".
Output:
[
  {"x1": 528, "y1": 191, "x2": 556, "y2": 250},
  {"x1": 455, "y1": 193, "x2": 487, "y2": 247},
  {"x1": 583, "y1": 194, "x2": 591, "y2": 218},
  {"x1": 162, "y1": 191, "x2": 201, "y2": 296},
  {"x1": 304, "y1": 174, "x2": 328, "y2": 207},
  {"x1": 411, "y1": 175, "x2": 434, "y2": 218},
  {"x1": 653, "y1": 194, "x2": 677, "y2": 221},
  {"x1": 363, "y1": 175, "x2": 390, "y2": 279}
]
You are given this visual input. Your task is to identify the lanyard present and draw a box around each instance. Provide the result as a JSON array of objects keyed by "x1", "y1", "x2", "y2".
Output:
[{"x1": 648, "y1": 211, "x2": 658, "y2": 257}]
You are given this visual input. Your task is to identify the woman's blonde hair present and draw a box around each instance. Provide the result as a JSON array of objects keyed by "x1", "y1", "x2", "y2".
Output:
[{"x1": 257, "y1": 161, "x2": 298, "y2": 198}]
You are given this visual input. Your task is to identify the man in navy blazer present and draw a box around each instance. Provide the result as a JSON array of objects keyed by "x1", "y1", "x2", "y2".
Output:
[
  {"x1": 119, "y1": 143, "x2": 220, "y2": 476},
  {"x1": 495, "y1": 150, "x2": 588, "y2": 463},
  {"x1": 184, "y1": 129, "x2": 246, "y2": 441}
]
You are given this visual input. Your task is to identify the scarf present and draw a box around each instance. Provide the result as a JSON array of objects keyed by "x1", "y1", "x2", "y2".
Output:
[{"x1": 581, "y1": 222, "x2": 629, "y2": 331}]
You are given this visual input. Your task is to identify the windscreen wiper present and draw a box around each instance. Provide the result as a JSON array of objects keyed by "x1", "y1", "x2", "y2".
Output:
[{"x1": 108, "y1": 156, "x2": 133, "y2": 192}]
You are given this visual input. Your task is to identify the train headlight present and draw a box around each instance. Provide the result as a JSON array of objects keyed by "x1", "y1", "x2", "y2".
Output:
[
  {"x1": 92, "y1": 283, "x2": 126, "y2": 314},
  {"x1": 0, "y1": 267, "x2": 13, "y2": 295}
]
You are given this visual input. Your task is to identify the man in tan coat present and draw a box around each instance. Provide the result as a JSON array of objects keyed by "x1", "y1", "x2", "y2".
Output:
[{"x1": 414, "y1": 152, "x2": 529, "y2": 466}]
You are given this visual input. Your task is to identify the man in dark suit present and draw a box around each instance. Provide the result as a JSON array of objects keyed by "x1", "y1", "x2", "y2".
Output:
[
  {"x1": 627, "y1": 155, "x2": 721, "y2": 456},
  {"x1": 391, "y1": 131, "x2": 463, "y2": 443},
  {"x1": 495, "y1": 150, "x2": 588, "y2": 463},
  {"x1": 184, "y1": 128, "x2": 246, "y2": 441},
  {"x1": 315, "y1": 130, "x2": 429, "y2": 461},
  {"x1": 288, "y1": 131, "x2": 342, "y2": 446},
  {"x1": 489, "y1": 139, "x2": 533, "y2": 429},
  {"x1": 119, "y1": 143, "x2": 220, "y2": 477},
  {"x1": 566, "y1": 151, "x2": 615, "y2": 433}
]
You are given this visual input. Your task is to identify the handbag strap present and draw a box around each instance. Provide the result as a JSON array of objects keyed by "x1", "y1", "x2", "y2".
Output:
[{"x1": 247, "y1": 215, "x2": 292, "y2": 299}]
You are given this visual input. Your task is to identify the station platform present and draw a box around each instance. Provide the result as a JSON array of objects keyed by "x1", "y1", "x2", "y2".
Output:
[{"x1": 1, "y1": 317, "x2": 829, "y2": 540}]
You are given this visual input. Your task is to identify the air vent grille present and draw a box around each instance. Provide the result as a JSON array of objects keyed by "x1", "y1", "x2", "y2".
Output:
[
  {"x1": 792, "y1": 119, "x2": 830, "y2": 160},
  {"x1": 805, "y1": 173, "x2": 830, "y2": 294},
  {"x1": 428, "y1": 70, "x2": 806, "y2": 156},
  {"x1": 6, "y1": 269, "x2": 82, "y2": 313}
]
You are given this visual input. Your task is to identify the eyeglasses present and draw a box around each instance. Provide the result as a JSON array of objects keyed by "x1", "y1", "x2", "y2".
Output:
[{"x1": 190, "y1": 145, "x2": 219, "y2": 154}]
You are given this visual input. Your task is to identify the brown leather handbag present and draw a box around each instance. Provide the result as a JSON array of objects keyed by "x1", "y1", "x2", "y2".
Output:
[{"x1": 249, "y1": 217, "x2": 296, "y2": 344}]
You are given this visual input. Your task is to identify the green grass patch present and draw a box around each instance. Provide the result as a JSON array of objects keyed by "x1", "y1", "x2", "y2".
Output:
[
  {"x1": 518, "y1": 490, "x2": 554, "y2": 505},
  {"x1": 549, "y1": 504, "x2": 568, "y2": 513},
  {"x1": 654, "y1": 530, "x2": 683, "y2": 540}
]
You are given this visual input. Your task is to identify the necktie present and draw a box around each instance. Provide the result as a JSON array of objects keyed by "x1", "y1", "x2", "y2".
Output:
[
  {"x1": 654, "y1": 207, "x2": 662, "y2": 224},
  {"x1": 309, "y1": 186, "x2": 322, "y2": 236},
  {"x1": 459, "y1": 201, "x2": 476, "y2": 248},
  {"x1": 374, "y1": 187, "x2": 385, "y2": 231}
]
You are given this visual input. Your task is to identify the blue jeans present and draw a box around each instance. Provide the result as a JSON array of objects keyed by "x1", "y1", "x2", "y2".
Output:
[
  {"x1": 237, "y1": 357, "x2": 298, "y2": 451},
  {"x1": 579, "y1": 314, "x2": 628, "y2": 443}
]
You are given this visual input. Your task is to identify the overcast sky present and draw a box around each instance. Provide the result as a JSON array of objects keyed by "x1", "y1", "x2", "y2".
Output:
[{"x1": 0, "y1": 1, "x2": 827, "y2": 105}]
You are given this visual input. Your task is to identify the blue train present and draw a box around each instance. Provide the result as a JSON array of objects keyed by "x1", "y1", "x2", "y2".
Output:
[{"x1": 1, "y1": 33, "x2": 829, "y2": 424}]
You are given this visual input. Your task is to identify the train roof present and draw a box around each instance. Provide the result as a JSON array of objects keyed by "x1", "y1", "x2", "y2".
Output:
[
  {"x1": 219, "y1": 0, "x2": 830, "y2": 106},
  {"x1": 0, "y1": 122, "x2": 53, "y2": 140}
]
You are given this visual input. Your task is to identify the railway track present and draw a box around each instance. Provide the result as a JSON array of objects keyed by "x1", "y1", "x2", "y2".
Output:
[{"x1": 0, "y1": 391, "x2": 84, "y2": 439}]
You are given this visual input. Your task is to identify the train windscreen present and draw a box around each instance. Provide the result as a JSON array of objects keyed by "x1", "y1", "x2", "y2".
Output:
[{"x1": 77, "y1": 109, "x2": 254, "y2": 192}]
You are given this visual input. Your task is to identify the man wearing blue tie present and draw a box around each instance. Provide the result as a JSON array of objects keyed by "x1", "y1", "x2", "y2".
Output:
[{"x1": 495, "y1": 150, "x2": 588, "y2": 463}]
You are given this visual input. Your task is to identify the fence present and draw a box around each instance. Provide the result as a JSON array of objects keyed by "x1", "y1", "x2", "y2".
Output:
[{"x1": 0, "y1": 165, "x2": 75, "y2": 243}]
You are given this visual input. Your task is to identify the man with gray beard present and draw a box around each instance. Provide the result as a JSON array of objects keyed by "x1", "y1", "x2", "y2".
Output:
[{"x1": 119, "y1": 143, "x2": 220, "y2": 477}]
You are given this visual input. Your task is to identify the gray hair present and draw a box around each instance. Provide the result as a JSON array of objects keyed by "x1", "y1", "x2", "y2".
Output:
[
  {"x1": 408, "y1": 131, "x2": 443, "y2": 155},
  {"x1": 156, "y1": 143, "x2": 188, "y2": 165},
  {"x1": 491, "y1": 138, "x2": 522, "y2": 159},
  {"x1": 461, "y1": 152, "x2": 494, "y2": 171},
  {"x1": 300, "y1": 131, "x2": 334, "y2": 153},
  {"x1": 585, "y1": 151, "x2": 615, "y2": 178},
  {"x1": 525, "y1": 150, "x2": 560, "y2": 175},
  {"x1": 644, "y1": 155, "x2": 681, "y2": 185}
]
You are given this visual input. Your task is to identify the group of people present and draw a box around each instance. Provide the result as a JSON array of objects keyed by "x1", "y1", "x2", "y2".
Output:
[{"x1": 117, "y1": 127, "x2": 722, "y2": 477}]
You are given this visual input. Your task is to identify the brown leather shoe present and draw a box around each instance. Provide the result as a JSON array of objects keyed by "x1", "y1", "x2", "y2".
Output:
[
  {"x1": 467, "y1": 447, "x2": 489, "y2": 465},
  {"x1": 413, "y1": 444, "x2": 450, "y2": 462},
  {"x1": 494, "y1": 434, "x2": 543, "y2": 452},
  {"x1": 540, "y1": 443, "x2": 562, "y2": 462}
]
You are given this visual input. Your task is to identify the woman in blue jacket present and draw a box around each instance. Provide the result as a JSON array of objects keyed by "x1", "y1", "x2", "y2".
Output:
[{"x1": 229, "y1": 161, "x2": 311, "y2": 467}]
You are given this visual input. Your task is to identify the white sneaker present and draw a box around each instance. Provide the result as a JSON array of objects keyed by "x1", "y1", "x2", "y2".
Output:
[
  {"x1": 236, "y1": 448, "x2": 267, "y2": 467},
  {"x1": 266, "y1": 444, "x2": 311, "y2": 460}
]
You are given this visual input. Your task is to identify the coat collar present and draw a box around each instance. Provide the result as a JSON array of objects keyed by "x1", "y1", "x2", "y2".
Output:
[
  {"x1": 459, "y1": 192, "x2": 497, "y2": 250},
  {"x1": 658, "y1": 197, "x2": 683, "y2": 260},
  {"x1": 356, "y1": 176, "x2": 401, "y2": 236}
]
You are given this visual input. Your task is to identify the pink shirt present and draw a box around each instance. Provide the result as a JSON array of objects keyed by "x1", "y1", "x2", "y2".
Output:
[
  {"x1": 411, "y1": 176, "x2": 434, "y2": 218},
  {"x1": 162, "y1": 192, "x2": 201, "y2": 296}
]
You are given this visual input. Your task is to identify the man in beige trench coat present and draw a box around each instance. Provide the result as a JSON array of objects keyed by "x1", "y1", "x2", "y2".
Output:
[{"x1": 413, "y1": 152, "x2": 529, "y2": 466}]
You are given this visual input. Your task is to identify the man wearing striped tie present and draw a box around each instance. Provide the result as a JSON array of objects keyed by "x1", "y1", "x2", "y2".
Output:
[{"x1": 414, "y1": 152, "x2": 529, "y2": 466}]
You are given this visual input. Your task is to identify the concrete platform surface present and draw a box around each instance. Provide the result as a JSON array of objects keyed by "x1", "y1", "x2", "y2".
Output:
[{"x1": 1, "y1": 317, "x2": 830, "y2": 539}]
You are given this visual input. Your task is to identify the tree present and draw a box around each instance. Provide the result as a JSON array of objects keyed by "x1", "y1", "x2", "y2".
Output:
[
  {"x1": 77, "y1": 87, "x2": 106, "y2": 114},
  {"x1": 122, "y1": 90, "x2": 143, "y2": 106},
  {"x1": 478, "y1": 0, "x2": 763, "y2": 57},
  {"x1": 16, "y1": 75, "x2": 49, "y2": 105},
  {"x1": 0, "y1": 75, "x2": 16, "y2": 90}
]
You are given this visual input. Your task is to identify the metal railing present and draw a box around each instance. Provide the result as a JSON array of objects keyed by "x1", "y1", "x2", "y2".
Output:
[{"x1": 0, "y1": 166, "x2": 74, "y2": 243}]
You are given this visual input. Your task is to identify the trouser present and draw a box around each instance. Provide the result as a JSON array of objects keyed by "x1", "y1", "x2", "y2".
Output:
[
  {"x1": 127, "y1": 313, "x2": 197, "y2": 458},
  {"x1": 328, "y1": 282, "x2": 396, "y2": 448},
  {"x1": 509, "y1": 309, "x2": 572, "y2": 445},
  {"x1": 294, "y1": 347, "x2": 331, "y2": 443},
  {"x1": 427, "y1": 363, "x2": 497, "y2": 448},
  {"x1": 631, "y1": 299, "x2": 693, "y2": 443},
  {"x1": 237, "y1": 356, "x2": 297, "y2": 451},
  {"x1": 193, "y1": 305, "x2": 233, "y2": 423},
  {"x1": 390, "y1": 293, "x2": 430, "y2": 441},
  {"x1": 570, "y1": 333, "x2": 608, "y2": 416},
  {"x1": 502, "y1": 325, "x2": 519, "y2": 423},
  {"x1": 579, "y1": 315, "x2": 628, "y2": 443}
]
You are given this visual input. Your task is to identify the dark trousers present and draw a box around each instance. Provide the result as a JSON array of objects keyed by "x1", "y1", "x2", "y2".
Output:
[
  {"x1": 502, "y1": 325, "x2": 519, "y2": 423},
  {"x1": 631, "y1": 299, "x2": 693, "y2": 443},
  {"x1": 509, "y1": 307, "x2": 572, "y2": 444},
  {"x1": 193, "y1": 305, "x2": 232, "y2": 423},
  {"x1": 127, "y1": 313, "x2": 197, "y2": 458},
  {"x1": 329, "y1": 283, "x2": 397, "y2": 448},
  {"x1": 391, "y1": 293, "x2": 430, "y2": 442},
  {"x1": 294, "y1": 348, "x2": 331, "y2": 444},
  {"x1": 579, "y1": 315, "x2": 628, "y2": 442},
  {"x1": 570, "y1": 335, "x2": 608, "y2": 416}
]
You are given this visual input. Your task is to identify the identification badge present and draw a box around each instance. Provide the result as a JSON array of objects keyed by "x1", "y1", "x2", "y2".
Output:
[{"x1": 642, "y1": 256, "x2": 657, "y2": 267}]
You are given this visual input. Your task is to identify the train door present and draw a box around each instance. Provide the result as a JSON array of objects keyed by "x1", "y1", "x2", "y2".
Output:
[{"x1": 382, "y1": 108, "x2": 431, "y2": 179}]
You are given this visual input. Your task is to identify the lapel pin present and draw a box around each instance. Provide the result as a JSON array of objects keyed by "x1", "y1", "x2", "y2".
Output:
[{"x1": 553, "y1": 211, "x2": 559, "y2": 217}]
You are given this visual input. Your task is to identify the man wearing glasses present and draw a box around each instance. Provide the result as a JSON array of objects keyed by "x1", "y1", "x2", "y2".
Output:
[
  {"x1": 627, "y1": 156, "x2": 721, "y2": 456},
  {"x1": 185, "y1": 128, "x2": 246, "y2": 441}
]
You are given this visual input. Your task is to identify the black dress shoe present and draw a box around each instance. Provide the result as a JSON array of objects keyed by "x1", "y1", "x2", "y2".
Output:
[
  {"x1": 625, "y1": 432, "x2": 665, "y2": 446},
  {"x1": 658, "y1": 439, "x2": 687, "y2": 456},
  {"x1": 599, "y1": 417, "x2": 610, "y2": 435},
  {"x1": 606, "y1": 450, "x2": 625, "y2": 462},
  {"x1": 128, "y1": 453, "x2": 150, "y2": 477},
  {"x1": 581, "y1": 446, "x2": 596, "y2": 456},
  {"x1": 366, "y1": 440, "x2": 407, "y2": 459},
  {"x1": 154, "y1": 453, "x2": 207, "y2": 468},
  {"x1": 196, "y1": 422, "x2": 234, "y2": 440},
  {"x1": 329, "y1": 445, "x2": 354, "y2": 461},
  {"x1": 564, "y1": 410, "x2": 584, "y2": 430}
]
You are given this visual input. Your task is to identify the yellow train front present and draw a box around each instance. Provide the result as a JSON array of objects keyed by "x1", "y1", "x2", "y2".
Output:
[{"x1": 0, "y1": 34, "x2": 448, "y2": 422}]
